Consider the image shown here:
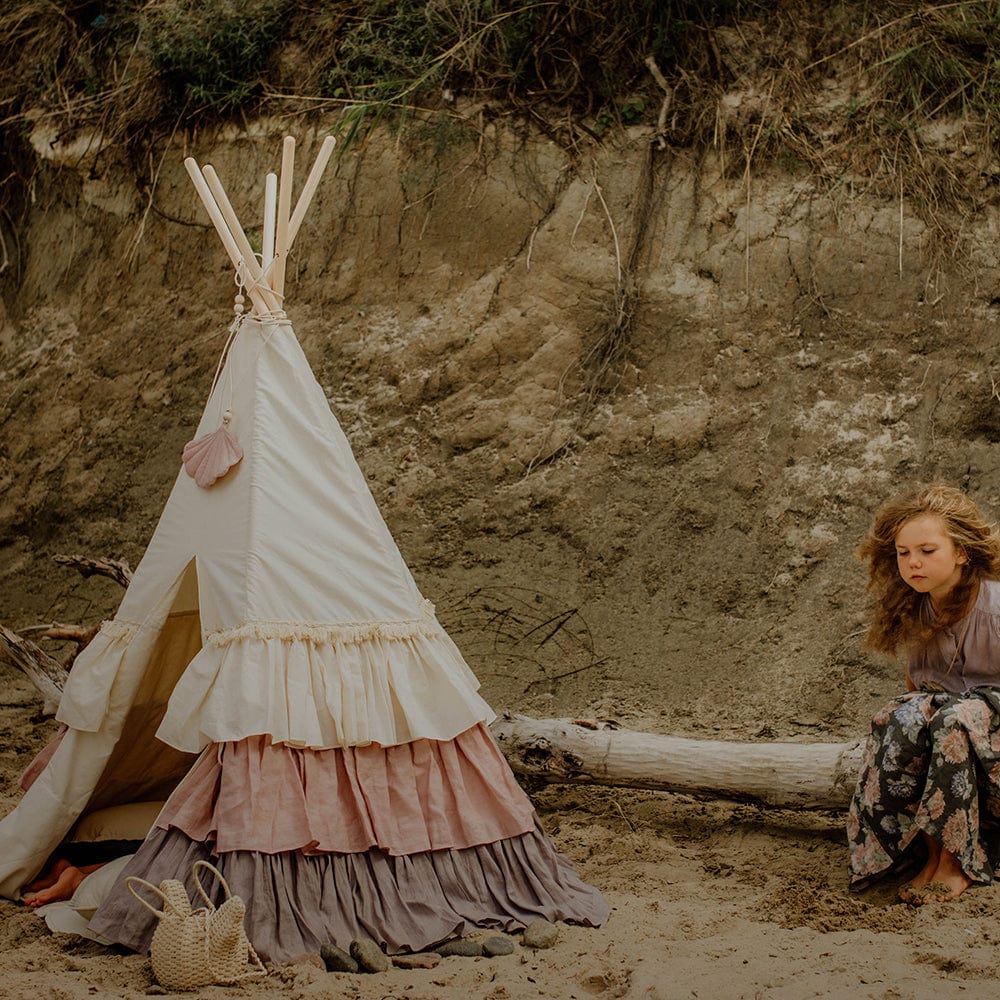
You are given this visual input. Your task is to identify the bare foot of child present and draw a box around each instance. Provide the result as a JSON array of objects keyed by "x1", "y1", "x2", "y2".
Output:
[
  {"x1": 913, "y1": 849, "x2": 973, "y2": 903},
  {"x1": 22, "y1": 864, "x2": 87, "y2": 908},
  {"x1": 22, "y1": 858, "x2": 72, "y2": 894},
  {"x1": 899, "y1": 849, "x2": 972, "y2": 906}
]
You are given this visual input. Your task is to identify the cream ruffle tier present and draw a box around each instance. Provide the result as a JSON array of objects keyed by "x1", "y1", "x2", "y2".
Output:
[{"x1": 58, "y1": 616, "x2": 494, "y2": 751}]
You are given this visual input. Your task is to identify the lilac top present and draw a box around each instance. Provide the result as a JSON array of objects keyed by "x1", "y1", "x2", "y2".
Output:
[{"x1": 907, "y1": 577, "x2": 1000, "y2": 693}]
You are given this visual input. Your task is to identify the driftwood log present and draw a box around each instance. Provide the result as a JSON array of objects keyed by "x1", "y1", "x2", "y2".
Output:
[
  {"x1": 491, "y1": 715, "x2": 864, "y2": 811},
  {"x1": 0, "y1": 625, "x2": 70, "y2": 714}
]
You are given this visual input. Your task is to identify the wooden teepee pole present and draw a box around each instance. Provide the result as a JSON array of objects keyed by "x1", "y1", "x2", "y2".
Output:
[
  {"x1": 201, "y1": 165, "x2": 282, "y2": 315},
  {"x1": 271, "y1": 136, "x2": 296, "y2": 298},
  {"x1": 188, "y1": 135, "x2": 335, "y2": 312},
  {"x1": 184, "y1": 158, "x2": 274, "y2": 319},
  {"x1": 287, "y1": 135, "x2": 336, "y2": 250},
  {"x1": 262, "y1": 171, "x2": 278, "y2": 280}
]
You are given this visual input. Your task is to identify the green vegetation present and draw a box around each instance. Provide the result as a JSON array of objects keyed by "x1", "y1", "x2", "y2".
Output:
[
  {"x1": 144, "y1": 0, "x2": 293, "y2": 111},
  {"x1": 2, "y1": 1, "x2": 1000, "y2": 211}
]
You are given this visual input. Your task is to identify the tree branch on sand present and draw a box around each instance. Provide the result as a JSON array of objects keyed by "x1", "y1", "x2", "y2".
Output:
[
  {"x1": 16, "y1": 623, "x2": 100, "y2": 646},
  {"x1": 51, "y1": 554, "x2": 133, "y2": 588},
  {"x1": 16, "y1": 623, "x2": 100, "y2": 668},
  {"x1": 0, "y1": 553, "x2": 130, "y2": 711},
  {"x1": 0, "y1": 625, "x2": 70, "y2": 715}
]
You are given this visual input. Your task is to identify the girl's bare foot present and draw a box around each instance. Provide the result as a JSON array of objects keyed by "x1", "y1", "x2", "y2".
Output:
[
  {"x1": 22, "y1": 858, "x2": 72, "y2": 894},
  {"x1": 902, "y1": 845, "x2": 974, "y2": 904},
  {"x1": 915, "y1": 848, "x2": 973, "y2": 902},
  {"x1": 22, "y1": 864, "x2": 86, "y2": 908}
]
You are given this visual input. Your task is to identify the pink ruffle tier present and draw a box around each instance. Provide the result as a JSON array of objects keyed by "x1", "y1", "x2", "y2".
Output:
[
  {"x1": 156, "y1": 723, "x2": 536, "y2": 854},
  {"x1": 88, "y1": 725, "x2": 610, "y2": 960}
]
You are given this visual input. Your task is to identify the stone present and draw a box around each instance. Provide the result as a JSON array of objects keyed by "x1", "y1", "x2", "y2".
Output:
[
  {"x1": 350, "y1": 937, "x2": 391, "y2": 973},
  {"x1": 522, "y1": 920, "x2": 560, "y2": 950},
  {"x1": 320, "y1": 943, "x2": 359, "y2": 973},
  {"x1": 392, "y1": 953, "x2": 441, "y2": 970},
  {"x1": 482, "y1": 935, "x2": 515, "y2": 956},
  {"x1": 436, "y1": 937, "x2": 484, "y2": 958}
]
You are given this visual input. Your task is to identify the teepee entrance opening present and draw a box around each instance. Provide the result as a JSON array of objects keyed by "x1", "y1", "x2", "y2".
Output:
[{"x1": 79, "y1": 560, "x2": 202, "y2": 819}]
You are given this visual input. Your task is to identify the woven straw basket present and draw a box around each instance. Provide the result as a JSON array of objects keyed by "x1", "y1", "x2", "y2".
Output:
[{"x1": 126, "y1": 860, "x2": 266, "y2": 991}]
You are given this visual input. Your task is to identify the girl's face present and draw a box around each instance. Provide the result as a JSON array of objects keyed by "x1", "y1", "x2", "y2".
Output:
[{"x1": 895, "y1": 514, "x2": 967, "y2": 606}]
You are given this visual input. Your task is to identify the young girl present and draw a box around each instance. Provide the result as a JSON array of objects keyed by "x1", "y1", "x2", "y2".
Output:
[{"x1": 848, "y1": 483, "x2": 1000, "y2": 904}]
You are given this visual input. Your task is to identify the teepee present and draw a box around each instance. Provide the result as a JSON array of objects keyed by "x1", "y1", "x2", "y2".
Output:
[{"x1": 0, "y1": 135, "x2": 608, "y2": 960}]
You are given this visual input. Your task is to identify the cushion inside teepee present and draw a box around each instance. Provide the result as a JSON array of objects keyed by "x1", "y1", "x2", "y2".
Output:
[{"x1": 70, "y1": 802, "x2": 165, "y2": 844}]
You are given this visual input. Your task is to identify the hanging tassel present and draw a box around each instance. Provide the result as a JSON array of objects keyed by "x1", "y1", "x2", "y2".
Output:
[
  {"x1": 182, "y1": 271, "x2": 249, "y2": 490},
  {"x1": 182, "y1": 410, "x2": 243, "y2": 489}
]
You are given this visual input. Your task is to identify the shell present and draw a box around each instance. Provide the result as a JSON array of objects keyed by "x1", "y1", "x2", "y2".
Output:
[{"x1": 182, "y1": 423, "x2": 243, "y2": 489}]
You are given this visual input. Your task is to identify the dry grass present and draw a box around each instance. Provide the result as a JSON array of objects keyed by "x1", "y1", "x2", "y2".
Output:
[{"x1": 0, "y1": 3, "x2": 996, "y2": 220}]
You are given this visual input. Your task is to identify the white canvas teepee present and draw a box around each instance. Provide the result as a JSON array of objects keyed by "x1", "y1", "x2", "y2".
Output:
[
  {"x1": 0, "y1": 135, "x2": 487, "y2": 890},
  {"x1": 0, "y1": 136, "x2": 608, "y2": 958}
]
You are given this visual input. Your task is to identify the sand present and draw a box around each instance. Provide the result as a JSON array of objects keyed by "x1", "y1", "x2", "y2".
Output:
[{"x1": 0, "y1": 661, "x2": 995, "y2": 1000}]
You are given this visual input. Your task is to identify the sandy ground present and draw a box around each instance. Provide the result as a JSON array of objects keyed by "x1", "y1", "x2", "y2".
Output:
[{"x1": 1, "y1": 663, "x2": 997, "y2": 1000}]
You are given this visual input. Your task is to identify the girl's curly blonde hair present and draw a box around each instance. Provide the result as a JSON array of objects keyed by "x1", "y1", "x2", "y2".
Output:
[{"x1": 858, "y1": 483, "x2": 1000, "y2": 654}]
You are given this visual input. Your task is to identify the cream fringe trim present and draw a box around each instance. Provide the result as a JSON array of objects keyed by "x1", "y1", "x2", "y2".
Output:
[
  {"x1": 98, "y1": 603, "x2": 442, "y2": 648},
  {"x1": 204, "y1": 600, "x2": 442, "y2": 649},
  {"x1": 100, "y1": 619, "x2": 141, "y2": 641},
  {"x1": 205, "y1": 618, "x2": 443, "y2": 648}
]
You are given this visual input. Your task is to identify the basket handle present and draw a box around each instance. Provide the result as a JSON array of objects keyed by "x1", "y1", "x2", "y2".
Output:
[
  {"x1": 125, "y1": 876, "x2": 168, "y2": 919},
  {"x1": 126, "y1": 876, "x2": 198, "y2": 921},
  {"x1": 192, "y1": 860, "x2": 233, "y2": 910},
  {"x1": 195, "y1": 862, "x2": 267, "y2": 983}
]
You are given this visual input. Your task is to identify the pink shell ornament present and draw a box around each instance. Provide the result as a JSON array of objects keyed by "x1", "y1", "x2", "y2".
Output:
[{"x1": 182, "y1": 416, "x2": 243, "y2": 489}]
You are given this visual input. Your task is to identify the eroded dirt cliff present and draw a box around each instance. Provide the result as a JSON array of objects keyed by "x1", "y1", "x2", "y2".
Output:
[{"x1": 3, "y1": 119, "x2": 1000, "y2": 742}]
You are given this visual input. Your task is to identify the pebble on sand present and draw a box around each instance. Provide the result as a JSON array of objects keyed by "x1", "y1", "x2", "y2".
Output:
[
  {"x1": 350, "y1": 938, "x2": 391, "y2": 973},
  {"x1": 392, "y1": 953, "x2": 442, "y2": 970},
  {"x1": 482, "y1": 935, "x2": 516, "y2": 956},
  {"x1": 436, "y1": 938, "x2": 484, "y2": 958},
  {"x1": 521, "y1": 920, "x2": 560, "y2": 950},
  {"x1": 320, "y1": 943, "x2": 359, "y2": 974}
]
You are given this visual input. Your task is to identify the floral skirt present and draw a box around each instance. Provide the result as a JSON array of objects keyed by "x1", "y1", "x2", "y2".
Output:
[{"x1": 847, "y1": 688, "x2": 1000, "y2": 888}]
